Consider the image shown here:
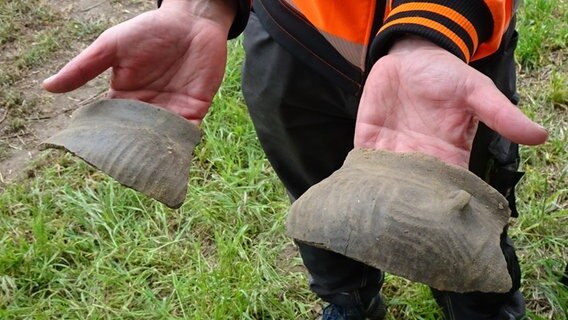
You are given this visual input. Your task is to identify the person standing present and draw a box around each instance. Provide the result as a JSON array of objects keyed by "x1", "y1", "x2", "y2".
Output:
[{"x1": 42, "y1": 0, "x2": 548, "y2": 318}]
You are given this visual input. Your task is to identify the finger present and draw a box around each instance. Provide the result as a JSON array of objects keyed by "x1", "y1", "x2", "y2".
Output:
[
  {"x1": 42, "y1": 31, "x2": 116, "y2": 93},
  {"x1": 467, "y1": 78, "x2": 548, "y2": 145}
]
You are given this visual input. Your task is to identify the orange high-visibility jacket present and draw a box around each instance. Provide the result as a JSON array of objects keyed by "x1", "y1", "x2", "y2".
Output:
[{"x1": 159, "y1": 0, "x2": 517, "y2": 93}]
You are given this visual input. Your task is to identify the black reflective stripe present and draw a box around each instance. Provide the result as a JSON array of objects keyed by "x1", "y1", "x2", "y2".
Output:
[{"x1": 254, "y1": 0, "x2": 363, "y2": 94}]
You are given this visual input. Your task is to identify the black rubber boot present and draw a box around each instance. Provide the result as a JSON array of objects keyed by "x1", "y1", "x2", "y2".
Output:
[{"x1": 321, "y1": 294, "x2": 387, "y2": 320}]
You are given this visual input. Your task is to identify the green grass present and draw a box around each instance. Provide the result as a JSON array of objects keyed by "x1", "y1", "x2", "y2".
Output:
[
  {"x1": 0, "y1": 0, "x2": 108, "y2": 85},
  {"x1": 516, "y1": 0, "x2": 568, "y2": 69},
  {"x1": 1, "y1": 0, "x2": 567, "y2": 319},
  {"x1": 0, "y1": 0, "x2": 111, "y2": 162},
  {"x1": 0, "y1": 1, "x2": 56, "y2": 46}
]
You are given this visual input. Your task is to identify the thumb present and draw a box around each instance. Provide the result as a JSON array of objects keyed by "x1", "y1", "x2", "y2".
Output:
[
  {"x1": 42, "y1": 31, "x2": 116, "y2": 93},
  {"x1": 466, "y1": 76, "x2": 548, "y2": 146}
]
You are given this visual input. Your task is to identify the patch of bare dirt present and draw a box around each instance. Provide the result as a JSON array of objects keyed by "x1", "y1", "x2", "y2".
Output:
[{"x1": 0, "y1": 0, "x2": 152, "y2": 186}]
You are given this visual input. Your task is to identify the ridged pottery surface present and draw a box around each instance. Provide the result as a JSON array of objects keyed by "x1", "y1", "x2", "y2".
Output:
[
  {"x1": 287, "y1": 149, "x2": 512, "y2": 293},
  {"x1": 42, "y1": 99, "x2": 201, "y2": 209}
]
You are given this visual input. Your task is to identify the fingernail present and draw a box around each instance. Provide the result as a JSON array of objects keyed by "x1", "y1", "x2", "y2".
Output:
[
  {"x1": 41, "y1": 75, "x2": 56, "y2": 89},
  {"x1": 43, "y1": 75, "x2": 56, "y2": 83}
]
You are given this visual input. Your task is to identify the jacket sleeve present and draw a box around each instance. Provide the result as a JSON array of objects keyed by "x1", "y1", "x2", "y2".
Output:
[
  {"x1": 157, "y1": 0, "x2": 251, "y2": 39},
  {"x1": 369, "y1": 0, "x2": 517, "y2": 63}
]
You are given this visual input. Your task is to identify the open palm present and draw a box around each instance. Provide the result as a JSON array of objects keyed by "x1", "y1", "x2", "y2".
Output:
[
  {"x1": 354, "y1": 38, "x2": 548, "y2": 168},
  {"x1": 43, "y1": 3, "x2": 232, "y2": 125}
]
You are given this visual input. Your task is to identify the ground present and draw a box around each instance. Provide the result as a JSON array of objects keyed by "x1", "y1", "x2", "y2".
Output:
[
  {"x1": 0, "y1": 0, "x2": 151, "y2": 185},
  {"x1": 0, "y1": 0, "x2": 566, "y2": 319}
]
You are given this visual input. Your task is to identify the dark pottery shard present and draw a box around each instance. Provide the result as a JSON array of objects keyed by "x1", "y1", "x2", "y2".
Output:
[
  {"x1": 287, "y1": 148, "x2": 512, "y2": 293},
  {"x1": 42, "y1": 99, "x2": 201, "y2": 209}
]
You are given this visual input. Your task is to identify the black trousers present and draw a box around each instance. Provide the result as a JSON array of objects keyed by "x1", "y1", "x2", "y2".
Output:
[{"x1": 242, "y1": 12, "x2": 526, "y2": 319}]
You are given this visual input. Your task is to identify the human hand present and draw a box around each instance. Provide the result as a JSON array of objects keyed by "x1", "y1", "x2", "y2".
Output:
[
  {"x1": 42, "y1": 0, "x2": 236, "y2": 125},
  {"x1": 354, "y1": 36, "x2": 548, "y2": 168}
]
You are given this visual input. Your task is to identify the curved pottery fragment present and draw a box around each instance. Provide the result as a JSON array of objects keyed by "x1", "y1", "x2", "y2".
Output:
[
  {"x1": 42, "y1": 99, "x2": 201, "y2": 209},
  {"x1": 287, "y1": 149, "x2": 512, "y2": 293}
]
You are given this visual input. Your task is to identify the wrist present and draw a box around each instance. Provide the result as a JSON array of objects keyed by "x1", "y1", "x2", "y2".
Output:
[
  {"x1": 160, "y1": 0, "x2": 236, "y2": 33},
  {"x1": 387, "y1": 35, "x2": 445, "y2": 56}
]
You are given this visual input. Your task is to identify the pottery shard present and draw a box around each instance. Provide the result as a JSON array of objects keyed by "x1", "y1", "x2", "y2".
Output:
[
  {"x1": 287, "y1": 148, "x2": 512, "y2": 293},
  {"x1": 42, "y1": 99, "x2": 201, "y2": 209}
]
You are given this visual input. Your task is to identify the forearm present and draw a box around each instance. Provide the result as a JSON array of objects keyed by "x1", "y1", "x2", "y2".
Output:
[
  {"x1": 370, "y1": 0, "x2": 517, "y2": 64},
  {"x1": 158, "y1": 0, "x2": 250, "y2": 39}
]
